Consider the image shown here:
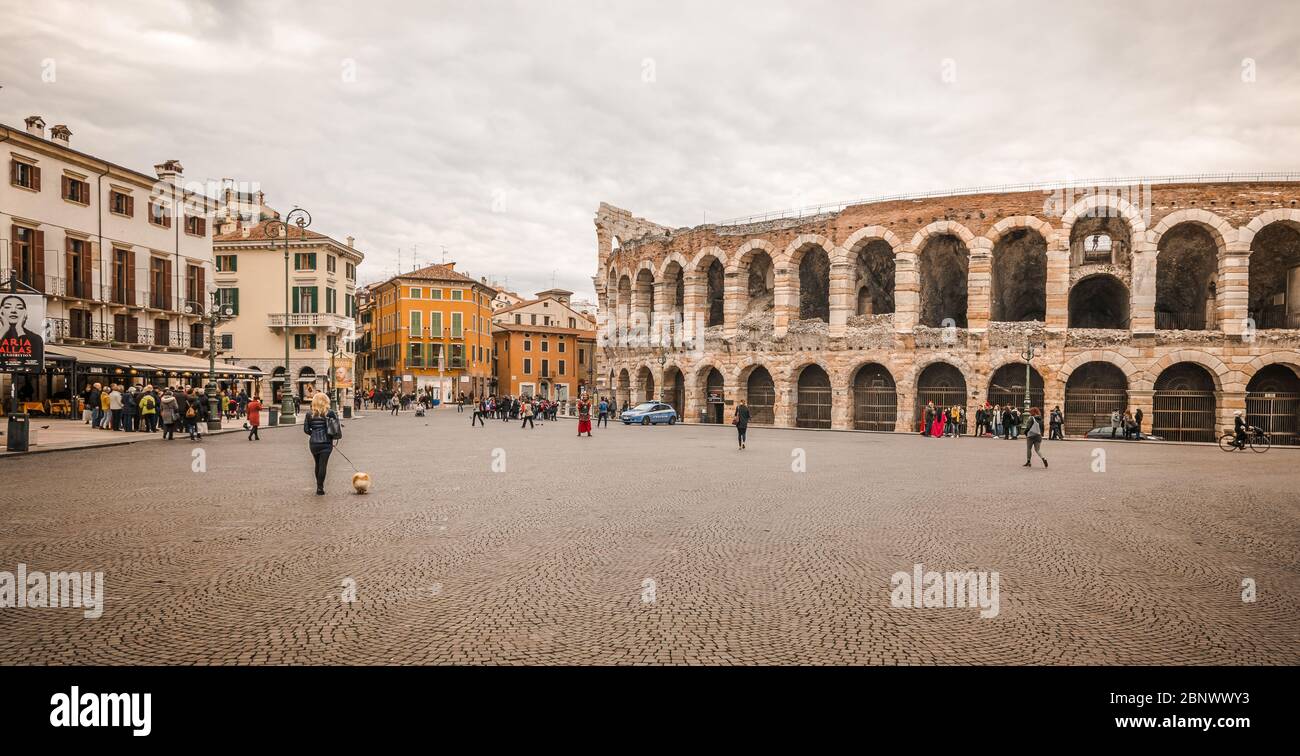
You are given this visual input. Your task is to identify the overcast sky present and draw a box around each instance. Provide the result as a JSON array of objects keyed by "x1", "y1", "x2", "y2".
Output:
[{"x1": 3, "y1": 1, "x2": 1299, "y2": 298}]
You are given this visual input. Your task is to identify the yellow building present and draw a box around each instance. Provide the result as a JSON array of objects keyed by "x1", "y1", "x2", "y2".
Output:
[{"x1": 370, "y1": 264, "x2": 495, "y2": 401}]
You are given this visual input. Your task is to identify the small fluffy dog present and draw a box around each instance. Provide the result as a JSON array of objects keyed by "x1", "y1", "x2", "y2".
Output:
[{"x1": 351, "y1": 472, "x2": 372, "y2": 494}]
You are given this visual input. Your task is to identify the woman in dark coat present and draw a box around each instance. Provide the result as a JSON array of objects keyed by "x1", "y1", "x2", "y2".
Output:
[
  {"x1": 734, "y1": 400, "x2": 751, "y2": 450},
  {"x1": 303, "y1": 393, "x2": 339, "y2": 495}
]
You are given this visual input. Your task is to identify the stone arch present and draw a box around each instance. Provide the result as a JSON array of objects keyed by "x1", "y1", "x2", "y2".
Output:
[
  {"x1": 986, "y1": 361, "x2": 1047, "y2": 416},
  {"x1": 695, "y1": 363, "x2": 727, "y2": 424},
  {"x1": 1149, "y1": 209, "x2": 1235, "y2": 253},
  {"x1": 908, "y1": 220, "x2": 979, "y2": 252},
  {"x1": 915, "y1": 231, "x2": 971, "y2": 327},
  {"x1": 793, "y1": 241, "x2": 831, "y2": 321},
  {"x1": 912, "y1": 360, "x2": 970, "y2": 433},
  {"x1": 834, "y1": 226, "x2": 903, "y2": 265},
  {"x1": 903, "y1": 353, "x2": 977, "y2": 391},
  {"x1": 727, "y1": 239, "x2": 776, "y2": 274},
  {"x1": 1151, "y1": 361, "x2": 1220, "y2": 442},
  {"x1": 779, "y1": 233, "x2": 835, "y2": 268},
  {"x1": 845, "y1": 230, "x2": 897, "y2": 317},
  {"x1": 731, "y1": 240, "x2": 776, "y2": 321},
  {"x1": 1137, "y1": 350, "x2": 1230, "y2": 392},
  {"x1": 1245, "y1": 216, "x2": 1300, "y2": 330},
  {"x1": 984, "y1": 215, "x2": 1059, "y2": 247},
  {"x1": 616, "y1": 368, "x2": 632, "y2": 409},
  {"x1": 1056, "y1": 350, "x2": 1140, "y2": 387},
  {"x1": 687, "y1": 248, "x2": 727, "y2": 328},
  {"x1": 661, "y1": 257, "x2": 686, "y2": 317},
  {"x1": 635, "y1": 363, "x2": 656, "y2": 404},
  {"x1": 1059, "y1": 193, "x2": 1150, "y2": 244},
  {"x1": 1068, "y1": 273, "x2": 1130, "y2": 329},
  {"x1": 1154, "y1": 218, "x2": 1228, "y2": 330},
  {"x1": 790, "y1": 361, "x2": 833, "y2": 429},
  {"x1": 658, "y1": 251, "x2": 690, "y2": 280},
  {"x1": 633, "y1": 267, "x2": 656, "y2": 328},
  {"x1": 1238, "y1": 207, "x2": 1300, "y2": 246},
  {"x1": 989, "y1": 225, "x2": 1048, "y2": 322},
  {"x1": 688, "y1": 246, "x2": 729, "y2": 275},
  {"x1": 736, "y1": 362, "x2": 777, "y2": 424},
  {"x1": 849, "y1": 361, "x2": 898, "y2": 432},
  {"x1": 661, "y1": 362, "x2": 686, "y2": 415},
  {"x1": 1240, "y1": 351, "x2": 1300, "y2": 384}
]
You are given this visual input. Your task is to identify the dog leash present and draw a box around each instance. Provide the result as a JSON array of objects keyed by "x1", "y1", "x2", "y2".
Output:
[{"x1": 332, "y1": 441, "x2": 360, "y2": 472}]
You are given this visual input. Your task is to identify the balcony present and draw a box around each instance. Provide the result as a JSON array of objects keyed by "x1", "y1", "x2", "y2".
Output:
[
  {"x1": 268, "y1": 313, "x2": 355, "y2": 331},
  {"x1": 50, "y1": 318, "x2": 111, "y2": 343}
]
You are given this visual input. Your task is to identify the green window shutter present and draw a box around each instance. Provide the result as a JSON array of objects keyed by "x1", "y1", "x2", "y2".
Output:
[
  {"x1": 291, "y1": 286, "x2": 300, "y2": 314},
  {"x1": 233, "y1": 288, "x2": 239, "y2": 315},
  {"x1": 430, "y1": 312, "x2": 441, "y2": 337},
  {"x1": 310, "y1": 286, "x2": 319, "y2": 313}
]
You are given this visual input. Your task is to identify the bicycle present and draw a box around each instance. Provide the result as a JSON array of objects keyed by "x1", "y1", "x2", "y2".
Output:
[{"x1": 1218, "y1": 426, "x2": 1271, "y2": 453}]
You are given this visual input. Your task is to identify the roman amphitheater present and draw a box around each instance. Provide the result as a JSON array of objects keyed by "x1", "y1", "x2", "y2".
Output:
[{"x1": 593, "y1": 176, "x2": 1300, "y2": 444}]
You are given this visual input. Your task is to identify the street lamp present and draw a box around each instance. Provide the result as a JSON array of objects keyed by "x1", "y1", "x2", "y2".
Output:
[
  {"x1": 657, "y1": 351, "x2": 666, "y2": 401},
  {"x1": 265, "y1": 208, "x2": 311, "y2": 425},
  {"x1": 188, "y1": 284, "x2": 235, "y2": 431},
  {"x1": 326, "y1": 326, "x2": 344, "y2": 411},
  {"x1": 1021, "y1": 330, "x2": 1047, "y2": 414}
]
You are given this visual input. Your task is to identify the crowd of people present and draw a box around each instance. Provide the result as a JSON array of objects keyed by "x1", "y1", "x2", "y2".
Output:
[{"x1": 79, "y1": 381, "x2": 261, "y2": 442}]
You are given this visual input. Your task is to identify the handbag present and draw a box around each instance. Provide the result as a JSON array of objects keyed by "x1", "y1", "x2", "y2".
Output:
[{"x1": 326, "y1": 413, "x2": 343, "y2": 440}]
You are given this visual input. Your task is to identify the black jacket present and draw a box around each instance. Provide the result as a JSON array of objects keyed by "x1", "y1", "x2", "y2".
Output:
[
  {"x1": 304, "y1": 411, "x2": 337, "y2": 446},
  {"x1": 736, "y1": 405, "x2": 751, "y2": 426}
]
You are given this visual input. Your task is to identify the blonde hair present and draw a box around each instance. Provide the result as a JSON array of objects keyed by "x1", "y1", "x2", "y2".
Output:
[{"x1": 311, "y1": 393, "x2": 330, "y2": 416}]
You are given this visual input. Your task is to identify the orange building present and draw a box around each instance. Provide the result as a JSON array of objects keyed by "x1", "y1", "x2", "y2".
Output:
[
  {"x1": 492, "y1": 323, "x2": 596, "y2": 401},
  {"x1": 369, "y1": 264, "x2": 495, "y2": 401}
]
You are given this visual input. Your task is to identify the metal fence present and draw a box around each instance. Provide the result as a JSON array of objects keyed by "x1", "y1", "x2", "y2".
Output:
[
  {"x1": 1152, "y1": 390, "x2": 1216, "y2": 442},
  {"x1": 747, "y1": 374, "x2": 776, "y2": 424},
  {"x1": 1246, "y1": 392, "x2": 1300, "y2": 446},
  {"x1": 852, "y1": 386, "x2": 897, "y2": 431},
  {"x1": 795, "y1": 385, "x2": 832, "y2": 429},
  {"x1": 914, "y1": 388, "x2": 967, "y2": 432},
  {"x1": 1063, "y1": 388, "x2": 1129, "y2": 437}
]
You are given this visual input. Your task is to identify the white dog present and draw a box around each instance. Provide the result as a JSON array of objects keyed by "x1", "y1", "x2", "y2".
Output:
[{"x1": 351, "y1": 472, "x2": 372, "y2": 494}]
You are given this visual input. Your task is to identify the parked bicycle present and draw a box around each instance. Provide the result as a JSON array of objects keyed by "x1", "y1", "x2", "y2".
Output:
[{"x1": 1218, "y1": 425, "x2": 1271, "y2": 453}]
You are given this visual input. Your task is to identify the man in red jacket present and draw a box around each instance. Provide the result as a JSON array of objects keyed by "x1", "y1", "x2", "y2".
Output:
[{"x1": 245, "y1": 395, "x2": 263, "y2": 441}]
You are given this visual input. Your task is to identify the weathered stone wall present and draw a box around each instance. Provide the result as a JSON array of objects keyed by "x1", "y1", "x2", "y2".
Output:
[{"x1": 595, "y1": 183, "x2": 1300, "y2": 437}]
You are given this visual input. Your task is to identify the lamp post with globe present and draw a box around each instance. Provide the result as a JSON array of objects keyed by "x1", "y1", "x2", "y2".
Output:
[{"x1": 264, "y1": 208, "x2": 312, "y2": 424}]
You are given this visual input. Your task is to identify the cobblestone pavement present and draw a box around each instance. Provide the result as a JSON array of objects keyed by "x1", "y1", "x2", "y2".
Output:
[{"x1": 1, "y1": 411, "x2": 1297, "y2": 665}]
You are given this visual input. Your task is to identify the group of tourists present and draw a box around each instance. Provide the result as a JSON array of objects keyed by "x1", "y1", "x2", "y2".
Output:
[
  {"x1": 79, "y1": 381, "x2": 259, "y2": 442},
  {"x1": 467, "y1": 394, "x2": 567, "y2": 428},
  {"x1": 1107, "y1": 407, "x2": 1146, "y2": 439}
]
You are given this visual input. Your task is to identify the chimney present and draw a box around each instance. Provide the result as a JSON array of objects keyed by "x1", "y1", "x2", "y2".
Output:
[
  {"x1": 24, "y1": 115, "x2": 45, "y2": 137},
  {"x1": 49, "y1": 124, "x2": 72, "y2": 145},
  {"x1": 445, "y1": 261, "x2": 456, "y2": 270},
  {"x1": 154, "y1": 160, "x2": 184, "y2": 185},
  {"x1": 346, "y1": 236, "x2": 354, "y2": 248}
]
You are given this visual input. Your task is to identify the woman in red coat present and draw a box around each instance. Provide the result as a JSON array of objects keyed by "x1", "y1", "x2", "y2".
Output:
[
  {"x1": 576, "y1": 397, "x2": 592, "y2": 437},
  {"x1": 246, "y1": 396, "x2": 262, "y2": 441}
]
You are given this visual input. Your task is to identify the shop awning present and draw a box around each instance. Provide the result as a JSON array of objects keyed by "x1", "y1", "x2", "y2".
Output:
[{"x1": 44, "y1": 344, "x2": 264, "y2": 377}]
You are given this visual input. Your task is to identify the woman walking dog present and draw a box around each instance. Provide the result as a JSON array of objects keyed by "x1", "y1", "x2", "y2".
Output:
[{"x1": 304, "y1": 393, "x2": 342, "y2": 495}]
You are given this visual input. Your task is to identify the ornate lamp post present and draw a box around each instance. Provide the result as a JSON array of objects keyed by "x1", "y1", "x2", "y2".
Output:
[
  {"x1": 657, "y1": 351, "x2": 666, "y2": 401},
  {"x1": 1021, "y1": 331, "x2": 1047, "y2": 414},
  {"x1": 265, "y1": 208, "x2": 311, "y2": 425},
  {"x1": 326, "y1": 326, "x2": 344, "y2": 411},
  {"x1": 189, "y1": 284, "x2": 235, "y2": 431}
]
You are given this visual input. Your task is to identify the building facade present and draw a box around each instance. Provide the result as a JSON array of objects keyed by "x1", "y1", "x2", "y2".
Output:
[
  {"x1": 368, "y1": 264, "x2": 495, "y2": 401},
  {"x1": 212, "y1": 212, "x2": 363, "y2": 405},
  {"x1": 594, "y1": 180, "x2": 1300, "y2": 444},
  {"x1": 491, "y1": 290, "x2": 596, "y2": 399},
  {"x1": 1, "y1": 115, "x2": 258, "y2": 407}
]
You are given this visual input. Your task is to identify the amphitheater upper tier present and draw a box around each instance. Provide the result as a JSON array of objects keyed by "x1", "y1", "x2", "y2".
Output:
[{"x1": 592, "y1": 178, "x2": 1300, "y2": 443}]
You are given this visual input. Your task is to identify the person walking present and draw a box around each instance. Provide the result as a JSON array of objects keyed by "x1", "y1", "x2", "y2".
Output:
[
  {"x1": 733, "y1": 400, "x2": 751, "y2": 449},
  {"x1": 577, "y1": 396, "x2": 593, "y2": 437},
  {"x1": 303, "y1": 392, "x2": 340, "y2": 495},
  {"x1": 1049, "y1": 405, "x2": 1064, "y2": 440},
  {"x1": 160, "y1": 390, "x2": 179, "y2": 441},
  {"x1": 520, "y1": 399, "x2": 535, "y2": 429},
  {"x1": 99, "y1": 386, "x2": 112, "y2": 429},
  {"x1": 246, "y1": 395, "x2": 262, "y2": 440},
  {"x1": 139, "y1": 387, "x2": 158, "y2": 433},
  {"x1": 108, "y1": 385, "x2": 124, "y2": 431},
  {"x1": 1134, "y1": 407, "x2": 1144, "y2": 439},
  {"x1": 390, "y1": 393, "x2": 400, "y2": 416},
  {"x1": 597, "y1": 397, "x2": 610, "y2": 427},
  {"x1": 1023, "y1": 407, "x2": 1048, "y2": 468},
  {"x1": 1001, "y1": 406, "x2": 1014, "y2": 440}
]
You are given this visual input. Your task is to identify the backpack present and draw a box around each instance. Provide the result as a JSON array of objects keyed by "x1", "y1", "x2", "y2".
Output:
[
  {"x1": 1027, "y1": 416, "x2": 1042, "y2": 438},
  {"x1": 185, "y1": 404, "x2": 196, "y2": 419},
  {"x1": 326, "y1": 413, "x2": 342, "y2": 440}
]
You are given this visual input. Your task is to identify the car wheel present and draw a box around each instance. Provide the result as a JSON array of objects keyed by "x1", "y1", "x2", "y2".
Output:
[
  {"x1": 641, "y1": 417, "x2": 651, "y2": 426},
  {"x1": 668, "y1": 416, "x2": 676, "y2": 425}
]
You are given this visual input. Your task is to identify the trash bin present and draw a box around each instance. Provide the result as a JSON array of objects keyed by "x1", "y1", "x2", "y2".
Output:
[
  {"x1": 6, "y1": 413, "x2": 31, "y2": 452},
  {"x1": 267, "y1": 406, "x2": 280, "y2": 426},
  {"x1": 700, "y1": 408, "x2": 708, "y2": 424},
  {"x1": 343, "y1": 406, "x2": 352, "y2": 419}
]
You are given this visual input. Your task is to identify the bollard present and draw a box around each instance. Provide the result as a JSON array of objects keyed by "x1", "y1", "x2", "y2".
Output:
[
  {"x1": 267, "y1": 406, "x2": 280, "y2": 426},
  {"x1": 343, "y1": 406, "x2": 352, "y2": 419}
]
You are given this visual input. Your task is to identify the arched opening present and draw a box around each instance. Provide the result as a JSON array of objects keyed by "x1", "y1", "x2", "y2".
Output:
[
  {"x1": 1246, "y1": 364, "x2": 1300, "y2": 446},
  {"x1": 1152, "y1": 362, "x2": 1217, "y2": 442},
  {"x1": 297, "y1": 366, "x2": 317, "y2": 401},
  {"x1": 1069, "y1": 274, "x2": 1130, "y2": 329},
  {"x1": 739, "y1": 249, "x2": 775, "y2": 322},
  {"x1": 1070, "y1": 214, "x2": 1132, "y2": 269},
  {"x1": 663, "y1": 262, "x2": 685, "y2": 318},
  {"x1": 1064, "y1": 362, "x2": 1129, "y2": 437},
  {"x1": 851, "y1": 362, "x2": 896, "y2": 431},
  {"x1": 914, "y1": 362, "x2": 967, "y2": 431},
  {"x1": 795, "y1": 364, "x2": 832, "y2": 428},
  {"x1": 991, "y1": 229, "x2": 1047, "y2": 322},
  {"x1": 617, "y1": 276, "x2": 632, "y2": 326},
  {"x1": 853, "y1": 240, "x2": 895, "y2": 316},
  {"x1": 662, "y1": 366, "x2": 685, "y2": 417},
  {"x1": 1156, "y1": 223, "x2": 1220, "y2": 330},
  {"x1": 701, "y1": 367, "x2": 725, "y2": 424},
  {"x1": 918, "y1": 234, "x2": 969, "y2": 327},
  {"x1": 745, "y1": 366, "x2": 776, "y2": 424},
  {"x1": 987, "y1": 363, "x2": 1045, "y2": 418},
  {"x1": 271, "y1": 366, "x2": 287, "y2": 403},
  {"x1": 705, "y1": 258, "x2": 725, "y2": 327},
  {"x1": 796, "y1": 244, "x2": 830, "y2": 322},
  {"x1": 637, "y1": 365, "x2": 655, "y2": 404},
  {"x1": 1248, "y1": 222, "x2": 1300, "y2": 330},
  {"x1": 617, "y1": 368, "x2": 631, "y2": 410},
  {"x1": 634, "y1": 269, "x2": 655, "y2": 328}
]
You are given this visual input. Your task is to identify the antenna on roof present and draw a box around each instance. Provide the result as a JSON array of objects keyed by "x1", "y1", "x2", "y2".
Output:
[{"x1": 441, "y1": 246, "x2": 447, "y2": 265}]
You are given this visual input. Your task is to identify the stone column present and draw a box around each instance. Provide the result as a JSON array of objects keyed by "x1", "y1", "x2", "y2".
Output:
[
  {"x1": 1217, "y1": 240, "x2": 1251, "y2": 338},
  {"x1": 831, "y1": 383, "x2": 852, "y2": 430},
  {"x1": 682, "y1": 271, "x2": 704, "y2": 348},
  {"x1": 773, "y1": 265, "x2": 796, "y2": 339},
  {"x1": 1045, "y1": 236, "x2": 1070, "y2": 331},
  {"x1": 1219, "y1": 390, "x2": 1246, "y2": 436},
  {"x1": 894, "y1": 250, "x2": 919, "y2": 333},
  {"x1": 828, "y1": 260, "x2": 853, "y2": 338},
  {"x1": 651, "y1": 280, "x2": 668, "y2": 347},
  {"x1": 773, "y1": 376, "x2": 795, "y2": 427},
  {"x1": 1128, "y1": 388, "x2": 1154, "y2": 437},
  {"x1": 722, "y1": 270, "x2": 743, "y2": 340},
  {"x1": 895, "y1": 379, "x2": 917, "y2": 433},
  {"x1": 966, "y1": 250, "x2": 991, "y2": 332},
  {"x1": 1130, "y1": 240, "x2": 1157, "y2": 334},
  {"x1": 683, "y1": 371, "x2": 700, "y2": 423}
]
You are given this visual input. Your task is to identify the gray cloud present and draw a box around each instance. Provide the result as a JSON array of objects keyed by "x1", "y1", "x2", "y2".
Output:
[{"x1": 4, "y1": 0, "x2": 1299, "y2": 298}]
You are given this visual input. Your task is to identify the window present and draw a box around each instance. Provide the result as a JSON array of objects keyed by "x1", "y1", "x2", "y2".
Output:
[
  {"x1": 190, "y1": 323, "x2": 205, "y2": 349},
  {"x1": 110, "y1": 190, "x2": 134, "y2": 217},
  {"x1": 450, "y1": 344, "x2": 464, "y2": 367},
  {"x1": 346, "y1": 262, "x2": 356, "y2": 281},
  {"x1": 515, "y1": 314, "x2": 521, "y2": 324},
  {"x1": 541, "y1": 359, "x2": 550, "y2": 377},
  {"x1": 326, "y1": 287, "x2": 337, "y2": 314},
  {"x1": 150, "y1": 257, "x2": 170, "y2": 310},
  {"x1": 327, "y1": 255, "x2": 336, "y2": 273},
  {"x1": 10, "y1": 159, "x2": 40, "y2": 190},
  {"x1": 523, "y1": 358, "x2": 532, "y2": 374},
  {"x1": 66, "y1": 237, "x2": 90, "y2": 299},
  {"x1": 427, "y1": 342, "x2": 443, "y2": 368},
  {"x1": 294, "y1": 252, "x2": 317, "y2": 270},
  {"x1": 408, "y1": 343, "x2": 423, "y2": 366},
  {"x1": 523, "y1": 339, "x2": 532, "y2": 351},
  {"x1": 186, "y1": 265, "x2": 205, "y2": 312},
  {"x1": 217, "y1": 288, "x2": 239, "y2": 316},
  {"x1": 9, "y1": 225, "x2": 44, "y2": 291},
  {"x1": 295, "y1": 334, "x2": 317, "y2": 350},
  {"x1": 451, "y1": 290, "x2": 463, "y2": 301},
  {"x1": 451, "y1": 312, "x2": 462, "y2": 338},
  {"x1": 559, "y1": 360, "x2": 566, "y2": 376},
  {"x1": 70, "y1": 309, "x2": 93, "y2": 339},
  {"x1": 184, "y1": 215, "x2": 206, "y2": 236},
  {"x1": 429, "y1": 311, "x2": 442, "y2": 338},
  {"x1": 541, "y1": 340, "x2": 549, "y2": 353},
  {"x1": 568, "y1": 317, "x2": 576, "y2": 329},
  {"x1": 558, "y1": 341, "x2": 565, "y2": 353},
  {"x1": 149, "y1": 201, "x2": 172, "y2": 228},
  {"x1": 215, "y1": 254, "x2": 237, "y2": 272},
  {"x1": 292, "y1": 286, "x2": 319, "y2": 313},
  {"x1": 530, "y1": 314, "x2": 537, "y2": 325},
  {"x1": 410, "y1": 287, "x2": 422, "y2": 299},
  {"x1": 154, "y1": 318, "x2": 170, "y2": 346},
  {"x1": 579, "y1": 347, "x2": 585, "y2": 365},
  {"x1": 62, "y1": 175, "x2": 89, "y2": 204},
  {"x1": 429, "y1": 289, "x2": 442, "y2": 300},
  {"x1": 410, "y1": 310, "x2": 422, "y2": 336},
  {"x1": 111, "y1": 248, "x2": 130, "y2": 304},
  {"x1": 218, "y1": 334, "x2": 234, "y2": 350},
  {"x1": 113, "y1": 314, "x2": 138, "y2": 343}
]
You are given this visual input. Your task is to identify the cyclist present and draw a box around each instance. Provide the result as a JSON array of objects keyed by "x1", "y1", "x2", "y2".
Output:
[{"x1": 1233, "y1": 410, "x2": 1249, "y2": 449}]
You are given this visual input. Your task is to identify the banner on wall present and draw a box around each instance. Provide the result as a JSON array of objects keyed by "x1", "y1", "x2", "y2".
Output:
[{"x1": 0, "y1": 292, "x2": 46, "y2": 373}]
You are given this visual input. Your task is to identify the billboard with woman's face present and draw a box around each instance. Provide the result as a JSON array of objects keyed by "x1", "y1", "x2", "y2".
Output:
[{"x1": 0, "y1": 293, "x2": 46, "y2": 373}]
